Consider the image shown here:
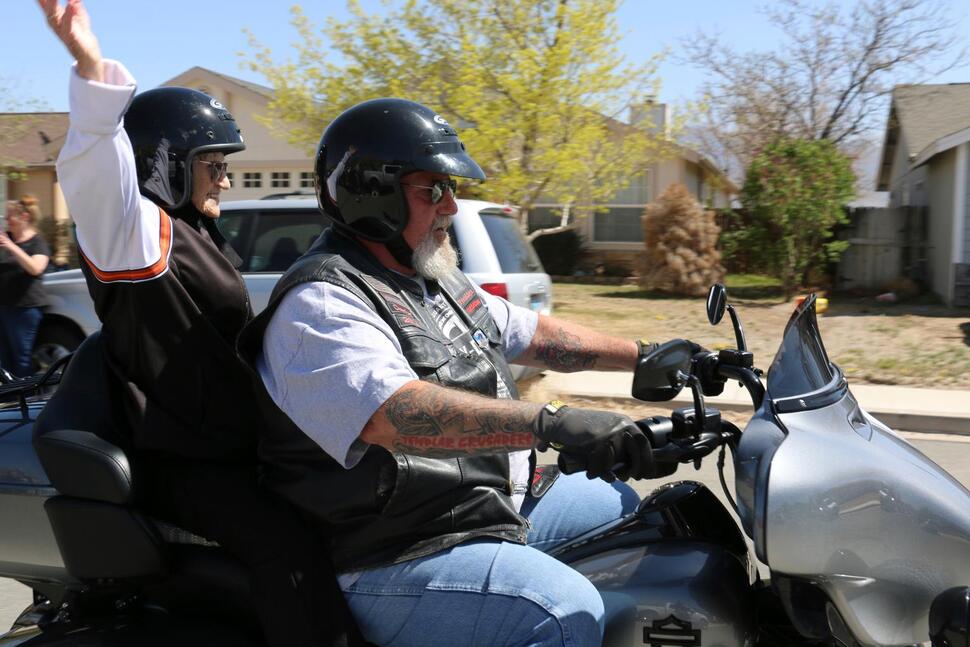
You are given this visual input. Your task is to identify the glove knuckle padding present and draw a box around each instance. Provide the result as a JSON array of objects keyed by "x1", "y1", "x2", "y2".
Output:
[{"x1": 534, "y1": 405, "x2": 657, "y2": 481}]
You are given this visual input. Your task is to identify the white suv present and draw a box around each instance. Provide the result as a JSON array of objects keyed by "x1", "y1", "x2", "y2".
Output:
[{"x1": 37, "y1": 198, "x2": 553, "y2": 379}]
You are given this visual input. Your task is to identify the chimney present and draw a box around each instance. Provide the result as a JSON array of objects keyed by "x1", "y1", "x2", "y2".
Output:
[{"x1": 629, "y1": 100, "x2": 667, "y2": 136}]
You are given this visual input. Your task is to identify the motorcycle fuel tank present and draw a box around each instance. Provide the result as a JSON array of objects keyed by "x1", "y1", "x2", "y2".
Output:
[{"x1": 551, "y1": 481, "x2": 755, "y2": 647}]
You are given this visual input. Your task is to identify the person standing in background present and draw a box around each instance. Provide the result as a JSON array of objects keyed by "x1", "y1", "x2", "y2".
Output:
[
  {"x1": 22, "y1": 194, "x2": 74, "y2": 271},
  {"x1": 0, "y1": 198, "x2": 50, "y2": 377}
]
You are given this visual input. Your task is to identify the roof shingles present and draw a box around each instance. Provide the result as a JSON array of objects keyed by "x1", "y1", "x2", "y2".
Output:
[
  {"x1": 892, "y1": 83, "x2": 970, "y2": 159},
  {"x1": 0, "y1": 112, "x2": 68, "y2": 167}
]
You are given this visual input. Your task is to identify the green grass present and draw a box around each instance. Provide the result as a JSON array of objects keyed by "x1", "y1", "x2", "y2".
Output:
[
  {"x1": 723, "y1": 274, "x2": 782, "y2": 289},
  {"x1": 723, "y1": 274, "x2": 784, "y2": 300}
]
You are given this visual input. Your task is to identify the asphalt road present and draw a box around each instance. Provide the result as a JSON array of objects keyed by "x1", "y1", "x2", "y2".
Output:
[{"x1": 3, "y1": 431, "x2": 970, "y2": 633}]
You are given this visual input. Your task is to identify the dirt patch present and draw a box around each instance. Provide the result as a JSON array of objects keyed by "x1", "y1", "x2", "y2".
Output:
[{"x1": 547, "y1": 283, "x2": 970, "y2": 389}]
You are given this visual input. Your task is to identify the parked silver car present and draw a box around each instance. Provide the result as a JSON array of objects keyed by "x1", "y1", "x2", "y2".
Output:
[{"x1": 36, "y1": 198, "x2": 553, "y2": 378}]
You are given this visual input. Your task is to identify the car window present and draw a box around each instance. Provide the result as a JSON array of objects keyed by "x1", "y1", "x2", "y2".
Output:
[
  {"x1": 216, "y1": 209, "x2": 255, "y2": 260},
  {"x1": 479, "y1": 213, "x2": 544, "y2": 273},
  {"x1": 247, "y1": 210, "x2": 325, "y2": 272}
]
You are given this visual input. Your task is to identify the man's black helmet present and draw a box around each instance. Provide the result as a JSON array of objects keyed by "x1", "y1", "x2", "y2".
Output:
[
  {"x1": 315, "y1": 98, "x2": 485, "y2": 242},
  {"x1": 124, "y1": 87, "x2": 245, "y2": 211}
]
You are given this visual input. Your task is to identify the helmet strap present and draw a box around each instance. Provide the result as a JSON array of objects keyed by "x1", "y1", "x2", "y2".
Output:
[{"x1": 385, "y1": 234, "x2": 415, "y2": 270}]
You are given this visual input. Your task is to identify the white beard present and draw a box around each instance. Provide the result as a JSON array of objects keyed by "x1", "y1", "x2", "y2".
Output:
[{"x1": 412, "y1": 216, "x2": 458, "y2": 280}]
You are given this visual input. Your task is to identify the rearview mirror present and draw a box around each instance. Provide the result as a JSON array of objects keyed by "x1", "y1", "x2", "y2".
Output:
[
  {"x1": 707, "y1": 283, "x2": 727, "y2": 325},
  {"x1": 632, "y1": 339, "x2": 694, "y2": 401}
]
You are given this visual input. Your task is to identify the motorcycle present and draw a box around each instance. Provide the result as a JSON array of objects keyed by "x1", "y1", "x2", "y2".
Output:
[{"x1": 1, "y1": 284, "x2": 970, "y2": 646}]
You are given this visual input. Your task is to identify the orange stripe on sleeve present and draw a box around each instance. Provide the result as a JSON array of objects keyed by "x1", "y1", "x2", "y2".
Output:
[{"x1": 81, "y1": 209, "x2": 173, "y2": 283}]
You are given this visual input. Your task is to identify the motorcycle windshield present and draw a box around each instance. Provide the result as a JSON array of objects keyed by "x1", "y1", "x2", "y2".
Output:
[{"x1": 766, "y1": 295, "x2": 837, "y2": 399}]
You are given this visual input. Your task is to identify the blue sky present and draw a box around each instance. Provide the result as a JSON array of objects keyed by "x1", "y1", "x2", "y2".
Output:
[{"x1": 4, "y1": 0, "x2": 967, "y2": 114}]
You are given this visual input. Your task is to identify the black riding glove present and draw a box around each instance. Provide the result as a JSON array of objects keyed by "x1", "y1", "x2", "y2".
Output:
[
  {"x1": 633, "y1": 338, "x2": 716, "y2": 399},
  {"x1": 532, "y1": 402, "x2": 656, "y2": 482}
]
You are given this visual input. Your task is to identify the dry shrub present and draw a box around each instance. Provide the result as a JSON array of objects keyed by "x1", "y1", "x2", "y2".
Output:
[{"x1": 638, "y1": 183, "x2": 725, "y2": 296}]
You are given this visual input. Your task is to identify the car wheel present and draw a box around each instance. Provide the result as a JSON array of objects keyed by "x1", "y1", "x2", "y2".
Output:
[{"x1": 32, "y1": 323, "x2": 85, "y2": 373}]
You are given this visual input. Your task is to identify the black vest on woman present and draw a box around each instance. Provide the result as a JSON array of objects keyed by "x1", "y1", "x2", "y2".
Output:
[{"x1": 240, "y1": 229, "x2": 530, "y2": 572}]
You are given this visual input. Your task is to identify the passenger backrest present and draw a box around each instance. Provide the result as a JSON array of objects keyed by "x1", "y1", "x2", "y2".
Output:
[{"x1": 33, "y1": 332, "x2": 167, "y2": 582}]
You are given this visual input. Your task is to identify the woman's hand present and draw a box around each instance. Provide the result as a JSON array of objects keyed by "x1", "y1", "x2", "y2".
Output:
[
  {"x1": 0, "y1": 231, "x2": 14, "y2": 251},
  {"x1": 38, "y1": 0, "x2": 103, "y2": 83}
]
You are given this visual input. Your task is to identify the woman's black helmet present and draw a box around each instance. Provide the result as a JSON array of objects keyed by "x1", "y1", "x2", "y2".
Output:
[
  {"x1": 315, "y1": 98, "x2": 485, "y2": 242},
  {"x1": 124, "y1": 87, "x2": 245, "y2": 210}
]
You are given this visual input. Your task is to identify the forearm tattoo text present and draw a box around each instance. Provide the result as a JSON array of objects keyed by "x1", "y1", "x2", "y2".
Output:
[{"x1": 384, "y1": 387, "x2": 536, "y2": 457}]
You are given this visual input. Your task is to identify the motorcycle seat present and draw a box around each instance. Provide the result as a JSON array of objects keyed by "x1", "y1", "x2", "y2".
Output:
[{"x1": 32, "y1": 332, "x2": 258, "y2": 626}]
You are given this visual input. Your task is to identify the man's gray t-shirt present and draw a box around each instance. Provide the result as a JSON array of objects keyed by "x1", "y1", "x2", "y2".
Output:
[{"x1": 257, "y1": 279, "x2": 539, "y2": 506}]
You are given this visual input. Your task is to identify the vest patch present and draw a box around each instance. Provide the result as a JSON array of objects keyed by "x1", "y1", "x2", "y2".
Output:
[{"x1": 456, "y1": 287, "x2": 483, "y2": 317}]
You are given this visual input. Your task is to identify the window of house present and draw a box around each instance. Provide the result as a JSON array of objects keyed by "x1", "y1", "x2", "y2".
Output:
[
  {"x1": 610, "y1": 171, "x2": 651, "y2": 205},
  {"x1": 226, "y1": 172, "x2": 234, "y2": 184},
  {"x1": 243, "y1": 172, "x2": 262, "y2": 188},
  {"x1": 528, "y1": 206, "x2": 567, "y2": 233},
  {"x1": 271, "y1": 172, "x2": 291, "y2": 188},
  {"x1": 592, "y1": 207, "x2": 644, "y2": 243},
  {"x1": 300, "y1": 172, "x2": 314, "y2": 188}
]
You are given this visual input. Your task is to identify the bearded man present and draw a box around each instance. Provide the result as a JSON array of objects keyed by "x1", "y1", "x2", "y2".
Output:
[{"x1": 241, "y1": 98, "x2": 674, "y2": 647}]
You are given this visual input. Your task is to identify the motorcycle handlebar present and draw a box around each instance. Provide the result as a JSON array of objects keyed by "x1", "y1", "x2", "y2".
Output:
[
  {"x1": 716, "y1": 364, "x2": 765, "y2": 409},
  {"x1": 635, "y1": 415, "x2": 733, "y2": 467}
]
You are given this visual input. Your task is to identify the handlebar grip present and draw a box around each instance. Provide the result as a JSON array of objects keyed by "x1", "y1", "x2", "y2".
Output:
[{"x1": 635, "y1": 415, "x2": 674, "y2": 447}]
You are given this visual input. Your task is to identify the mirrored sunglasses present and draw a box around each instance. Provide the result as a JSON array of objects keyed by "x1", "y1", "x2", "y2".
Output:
[
  {"x1": 400, "y1": 179, "x2": 458, "y2": 204},
  {"x1": 197, "y1": 160, "x2": 230, "y2": 182}
]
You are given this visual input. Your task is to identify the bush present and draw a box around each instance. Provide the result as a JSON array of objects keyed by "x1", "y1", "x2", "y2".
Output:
[
  {"x1": 741, "y1": 138, "x2": 855, "y2": 298},
  {"x1": 638, "y1": 183, "x2": 725, "y2": 296},
  {"x1": 531, "y1": 229, "x2": 586, "y2": 276}
]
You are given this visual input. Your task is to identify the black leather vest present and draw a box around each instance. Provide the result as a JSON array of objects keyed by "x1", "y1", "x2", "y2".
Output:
[{"x1": 240, "y1": 230, "x2": 529, "y2": 572}]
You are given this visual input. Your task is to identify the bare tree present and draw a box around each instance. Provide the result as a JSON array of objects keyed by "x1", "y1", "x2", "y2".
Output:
[{"x1": 682, "y1": 0, "x2": 967, "y2": 178}]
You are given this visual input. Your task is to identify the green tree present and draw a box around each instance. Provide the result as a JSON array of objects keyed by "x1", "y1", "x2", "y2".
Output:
[
  {"x1": 738, "y1": 138, "x2": 855, "y2": 298},
  {"x1": 243, "y1": 0, "x2": 673, "y2": 236}
]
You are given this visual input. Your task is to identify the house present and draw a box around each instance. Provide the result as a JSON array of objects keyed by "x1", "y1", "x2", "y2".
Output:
[
  {"x1": 876, "y1": 83, "x2": 970, "y2": 306},
  {"x1": 529, "y1": 154, "x2": 735, "y2": 275},
  {"x1": 528, "y1": 111, "x2": 736, "y2": 275},
  {"x1": 1, "y1": 67, "x2": 312, "y2": 234},
  {"x1": 0, "y1": 112, "x2": 70, "y2": 229}
]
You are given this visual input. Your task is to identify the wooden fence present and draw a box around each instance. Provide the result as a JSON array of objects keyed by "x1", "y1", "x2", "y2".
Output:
[{"x1": 835, "y1": 207, "x2": 909, "y2": 292}]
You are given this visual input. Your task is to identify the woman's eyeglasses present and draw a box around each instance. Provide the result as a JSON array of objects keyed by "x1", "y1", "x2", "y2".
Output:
[
  {"x1": 197, "y1": 160, "x2": 230, "y2": 182},
  {"x1": 400, "y1": 179, "x2": 458, "y2": 204}
]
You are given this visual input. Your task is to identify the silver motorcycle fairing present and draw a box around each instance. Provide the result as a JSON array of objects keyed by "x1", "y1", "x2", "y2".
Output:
[
  {"x1": 551, "y1": 481, "x2": 756, "y2": 647},
  {"x1": 738, "y1": 297, "x2": 970, "y2": 646}
]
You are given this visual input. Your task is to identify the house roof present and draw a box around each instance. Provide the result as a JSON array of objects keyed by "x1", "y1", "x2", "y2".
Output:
[
  {"x1": 876, "y1": 83, "x2": 970, "y2": 189},
  {"x1": 161, "y1": 66, "x2": 274, "y2": 99},
  {"x1": 892, "y1": 83, "x2": 970, "y2": 160},
  {"x1": 0, "y1": 112, "x2": 68, "y2": 168}
]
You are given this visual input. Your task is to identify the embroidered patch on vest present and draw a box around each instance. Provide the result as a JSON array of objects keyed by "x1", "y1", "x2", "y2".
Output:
[
  {"x1": 361, "y1": 275, "x2": 423, "y2": 329},
  {"x1": 456, "y1": 287, "x2": 483, "y2": 317}
]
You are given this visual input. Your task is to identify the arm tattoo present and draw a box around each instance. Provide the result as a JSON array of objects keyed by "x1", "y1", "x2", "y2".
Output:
[
  {"x1": 383, "y1": 386, "x2": 536, "y2": 457},
  {"x1": 533, "y1": 327, "x2": 598, "y2": 372}
]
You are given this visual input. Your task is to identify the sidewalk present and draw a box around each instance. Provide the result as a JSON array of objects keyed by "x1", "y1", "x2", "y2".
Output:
[{"x1": 534, "y1": 371, "x2": 970, "y2": 435}]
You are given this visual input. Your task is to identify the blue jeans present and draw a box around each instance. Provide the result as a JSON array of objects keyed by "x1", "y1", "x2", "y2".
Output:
[
  {"x1": 0, "y1": 306, "x2": 43, "y2": 378},
  {"x1": 341, "y1": 472, "x2": 640, "y2": 646}
]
